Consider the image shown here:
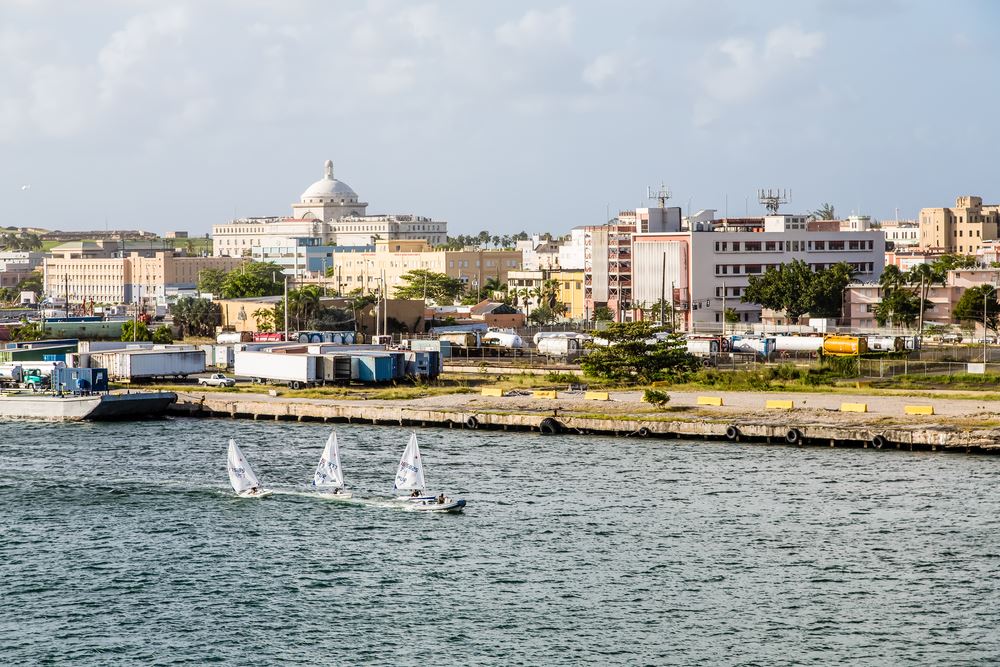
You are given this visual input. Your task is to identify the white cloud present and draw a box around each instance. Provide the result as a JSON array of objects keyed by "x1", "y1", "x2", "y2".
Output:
[
  {"x1": 495, "y1": 6, "x2": 573, "y2": 49},
  {"x1": 582, "y1": 51, "x2": 647, "y2": 90},
  {"x1": 97, "y1": 6, "x2": 191, "y2": 100},
  {"x1": 693, "y1": 23, "x2": 826, "y2": 127}
]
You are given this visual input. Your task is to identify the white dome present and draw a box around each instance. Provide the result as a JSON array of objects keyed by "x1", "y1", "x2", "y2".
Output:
[{"x1": 301, "y1": 159, "x2": 358, "y2": 201}]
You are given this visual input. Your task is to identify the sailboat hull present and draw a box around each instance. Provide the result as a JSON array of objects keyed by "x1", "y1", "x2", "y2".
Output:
[
  {"x1": 316, "y1": 490, "x2": 354, "y2": 500},
  {"x1": 405, "y1": 498, "x2": 466, "y2": 513},
  {"x1": 236, "y1": 489, "x2": 273, "y2": 499}
]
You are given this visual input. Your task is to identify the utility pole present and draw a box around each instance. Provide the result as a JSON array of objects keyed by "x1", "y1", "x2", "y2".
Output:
[
  {"x1": 659, "y1": 252, "x2": 666, "y2": 326},
  {"x1": 722, "y1": 280, "x2": 727, "y2": 336},
  {"x1": 382, "y1": 269, "x2": 388, "y2": 339},
  {"x1": 916, "y1": 273, "x2": 926, "y2": 345},
  {"x1": 283, "y1": 274, "x2": 289, "y2": 342},
  {"x1": 669, "y1": 281, "x2": 676, "y2": 331}
]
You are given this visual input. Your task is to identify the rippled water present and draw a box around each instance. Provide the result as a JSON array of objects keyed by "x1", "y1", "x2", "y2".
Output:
[{"x1": 1, "y1": 419, "x2": 997, "y2": 665}]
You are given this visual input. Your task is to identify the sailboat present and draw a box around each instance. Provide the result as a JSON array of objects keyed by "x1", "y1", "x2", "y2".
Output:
[
  {"x1": 227, "y1": 438, "x2": 272, "y2": 498},
  {"x1": 393, "y1": 432, "x2": 466, "y2": 513},
  {"x1": 313, "y1": 431, "x2": 353, "y2": 498}
]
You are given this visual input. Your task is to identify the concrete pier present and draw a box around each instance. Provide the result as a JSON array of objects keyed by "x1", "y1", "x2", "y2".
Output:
[{"x1": 168, "y1": 391, "x2": 1000, "y2": 454}]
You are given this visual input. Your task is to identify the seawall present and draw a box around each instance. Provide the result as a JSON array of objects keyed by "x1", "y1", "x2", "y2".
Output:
[{"x1": 167, "y1": 390, "x2": 1000, "y2": 455}]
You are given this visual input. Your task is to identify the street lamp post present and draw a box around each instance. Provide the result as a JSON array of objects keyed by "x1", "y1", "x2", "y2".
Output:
[{"x1": 984, "y1": 285, "x2": 997, "y2": 363}]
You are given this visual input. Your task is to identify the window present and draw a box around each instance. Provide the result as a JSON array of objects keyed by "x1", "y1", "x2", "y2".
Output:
[
  {"x1": 744, "y1": 241, "x2": 761, "y2": 252},
  {"x1": 813, "y1": 240, "x2": 826, "y2": 251}
]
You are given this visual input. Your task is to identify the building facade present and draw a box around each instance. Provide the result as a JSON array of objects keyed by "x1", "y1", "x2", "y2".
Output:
[
  {"x1": 631, "y1": 215, "x2": 886, "y2": 330},
  {"x1": 918, "y1": 195, "x2": 1000, "y2": 253},
  {"x1": 213, "y1": 160, "x2": 447, "y2": 258},
  {"x1": 0, "y1": 251, "x2": 44, "y2": 289},
  {"x1": 42, "y1": 252, "x2": 244, "y2": 305},
  {"x1": 322, "y1": 240, "x2": 521, "y2": 299},
  {"x1": 506, "y1": 269, "x2": 586, "y2": 320}
]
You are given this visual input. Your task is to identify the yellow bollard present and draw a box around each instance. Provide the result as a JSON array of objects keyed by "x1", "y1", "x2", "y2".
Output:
[
  {"x1": 481, "y1": 387, "x2": 504, "y2": 397},
  {"x1": 697, "y1": 396, "x2": 724, "y2": 406},
  {"x1": 533, "y1": 390, "x2": 558, "y2": 399},
  {"x1": 904, "y1": 405, "x2": 934, "y2": 415},
  {"x1": 765, "y1": 399, "x2": 794, "y2": 410},
  {"x1": 840, "y1": 402, "x2": 867, "y2": 413},
  {"x1": 584, "y1": 391, "x2": 610, "y2": 401}
]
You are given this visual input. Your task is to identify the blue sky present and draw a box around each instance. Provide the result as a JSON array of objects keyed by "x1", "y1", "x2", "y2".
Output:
[{"x1": 1, "y1": 1, "x2": 997, "y2": 236}]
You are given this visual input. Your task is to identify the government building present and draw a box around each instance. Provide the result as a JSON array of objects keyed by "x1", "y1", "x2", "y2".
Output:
[{"x1": 212, "y1": 161, "x2": 448, "y2": 273}]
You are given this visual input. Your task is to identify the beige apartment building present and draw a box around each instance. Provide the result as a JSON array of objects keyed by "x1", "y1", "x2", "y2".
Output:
[
  {"x1": 43, "y1": 251, "x2": 243, "y2": 305},
  {"x1": 323, "y1": 240, "x2": 521, "y2": 299},
  {"x1": 918, "y1": 196, "x2": 1000, "y2": 254},
  {"x1": 507, "y1": 269, "x2": 586, "y2": 320}
]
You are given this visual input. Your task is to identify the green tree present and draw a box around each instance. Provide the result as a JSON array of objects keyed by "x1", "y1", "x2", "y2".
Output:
[
  {"x1": 741, "y1": 260, "x2": 816, "y2": 323},
  {"x1": 219, "y1": 262, "x2": 284, "y2": 299},
  {"x1": 528, "y1": 305, "x2": 556, "y2": 325},
  {"x1": 288, "y1": 285, "x2": 322, "y2": 330},
  {"x1": 724, "y1": 308, "x2": 741, "y2": 324},
  {"x1": 875, "y1": 265, "x2": 920, "y2": 327},
  {"x1": 952, "y1": 286, "x2": 1000, "y2": 335},
  {"x1": 151, "y1": 326, "x2": 174, "y2": 343},
  {"x1": 741, "y1": 260, "x2": 853, "y2": 323},
  {"x1": 807, "y1": 262, "x2": 855, "y2": 317},
  {"x1": 10, "y1": 319, "x2": 45, "y2": 342},
  {"x1": 581, "y1": 322, "x2": 697, "y2": 384},
  {"x1": 905, "y1": 262, "x2": 947, "y2": 333},
  {"x1": 198, "y1": 269, "x2": 227, "y2": 295},
  {"x1": 121, "y1": 320, "x2": 152, "y2": 342},
  {"x1": 171, "y1": 297, "x2": 221, "y2": 337},
  {"x1": 593, "y1": 305, "x2": 614, "y2": 321},
  {"x1": 16, "y1": 270, "x2": 43, "y2": 296},
  {"x1": 252, "y1": 307, "x2": 274, "y2": 332},
  {"x1": 394, "y1": 269, "x2": 465, "y2": 303}
]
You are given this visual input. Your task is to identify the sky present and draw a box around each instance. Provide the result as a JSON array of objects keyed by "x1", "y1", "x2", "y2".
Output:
[{"x1": 1, "y1": 0, "x2": 998, "y2": 237}]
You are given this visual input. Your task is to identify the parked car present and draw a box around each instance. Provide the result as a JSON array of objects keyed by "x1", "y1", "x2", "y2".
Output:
[
  {"x1": 199, "y1": 373, "x2": 236, "y2": 387},
  {"x1": 941, "y1": 333, "x2": 963, "y2": 344}
]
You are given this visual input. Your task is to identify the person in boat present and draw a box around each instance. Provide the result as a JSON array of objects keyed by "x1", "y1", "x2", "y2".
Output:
[
  {"x1": 249, "y1": 486, "x2": 258, "y2": 495},
  {"x1": 410, "y1": 489, "x2": 421, "y2": 497},
  {"x1": 437, "y1": 494, "x2": 445, "y2": 504}
]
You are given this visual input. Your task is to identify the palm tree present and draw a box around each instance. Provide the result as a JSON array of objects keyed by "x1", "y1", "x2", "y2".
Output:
[
  {"x1": 906, "y1": 263, "x2": 946, "y2": 337},
  {"x1": 809, "y1": 203, "x2": 836, "y2": 221}
]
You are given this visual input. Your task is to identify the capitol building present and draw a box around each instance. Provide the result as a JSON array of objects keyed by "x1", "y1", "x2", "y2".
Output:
[{"x1": 212, "y1": 160, "x2": 448, "y2": 273}]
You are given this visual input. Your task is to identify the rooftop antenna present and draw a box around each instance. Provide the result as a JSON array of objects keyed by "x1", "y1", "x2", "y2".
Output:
[
  {"x1": 647, "y1": 184, "x2": 672, "y2": 209},
  {"x1": 757, "y1": 188, "x2": 789, "y2": 214}
]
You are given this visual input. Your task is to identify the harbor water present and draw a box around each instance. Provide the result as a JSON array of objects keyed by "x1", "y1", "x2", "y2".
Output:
[{"x1": 1, "y1": 419, "x2": 997, "y2": 665}]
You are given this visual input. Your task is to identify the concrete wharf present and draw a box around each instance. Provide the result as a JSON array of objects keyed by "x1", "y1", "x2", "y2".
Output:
[{"x1": 168, "y1": 390, "x2": 1000, "y2": 455}]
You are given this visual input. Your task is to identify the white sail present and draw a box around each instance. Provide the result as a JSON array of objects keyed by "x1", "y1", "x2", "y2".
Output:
[
  {"x1": 228, "y1": 438, "x2": 261, "y2": 494},
  {"x1": 394, "y1": 432, "x2": 426, "y2": 491},
  {"x1": 313, "y1": 431, "x2": 345, "y2": 489}
]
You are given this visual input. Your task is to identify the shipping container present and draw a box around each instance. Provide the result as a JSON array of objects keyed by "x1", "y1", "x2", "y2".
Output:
[
  {"x1": 729, "y1": 336, "x2": 776, "y2": 359},
  {"x1": 88, "y1": 349, "x2": 206, "y2": 381},
  {"x1": 234, "y1": 350, "x2": 319, "y2": 388},
  {"x1": 773, "y1": 335, "x2": 825, "y2": 352},
  {"x1": 439, "y1": 332, "x2": 479, "y2": 348},
  {"x1": 865, "y1": 335, "x2": 904, "y2": 353},
  {"x1": 350, "y1": 354, "x2": 394, "y2": 382},
  {"x1": 214, "y1": 345, "x2": 234, "y2": 368},
  {"x1": 537, "y1": 337, "x2": 584, "y2": 358},
  {"x1": 482, "y1": 331, "x2": 523, "y2": 349},
  {"x1": 217, "y1": 331, "x2": 253, "y2": 344},
  {"x1": 686, "y1": 340, "x2": 720, "y2": 356},
  {"x1": 52, "y1": 367, "x2": 109, "y2": 393},
  {"x1": 823, "y1": 335, "x2": 868, "y2": 357}
]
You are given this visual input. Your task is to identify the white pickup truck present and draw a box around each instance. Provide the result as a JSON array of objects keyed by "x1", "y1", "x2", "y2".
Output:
[{"x1": 199, "y1": 373, "x2": 237, "y2": 387}]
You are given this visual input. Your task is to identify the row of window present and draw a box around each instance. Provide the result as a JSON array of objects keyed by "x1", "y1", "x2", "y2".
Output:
[
  {"x1": 712, "y1": 239, "x2": 875, "y2": 252},
  {"x1": 714, "y1": 262, "x2": 875, "y2": 276}
]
